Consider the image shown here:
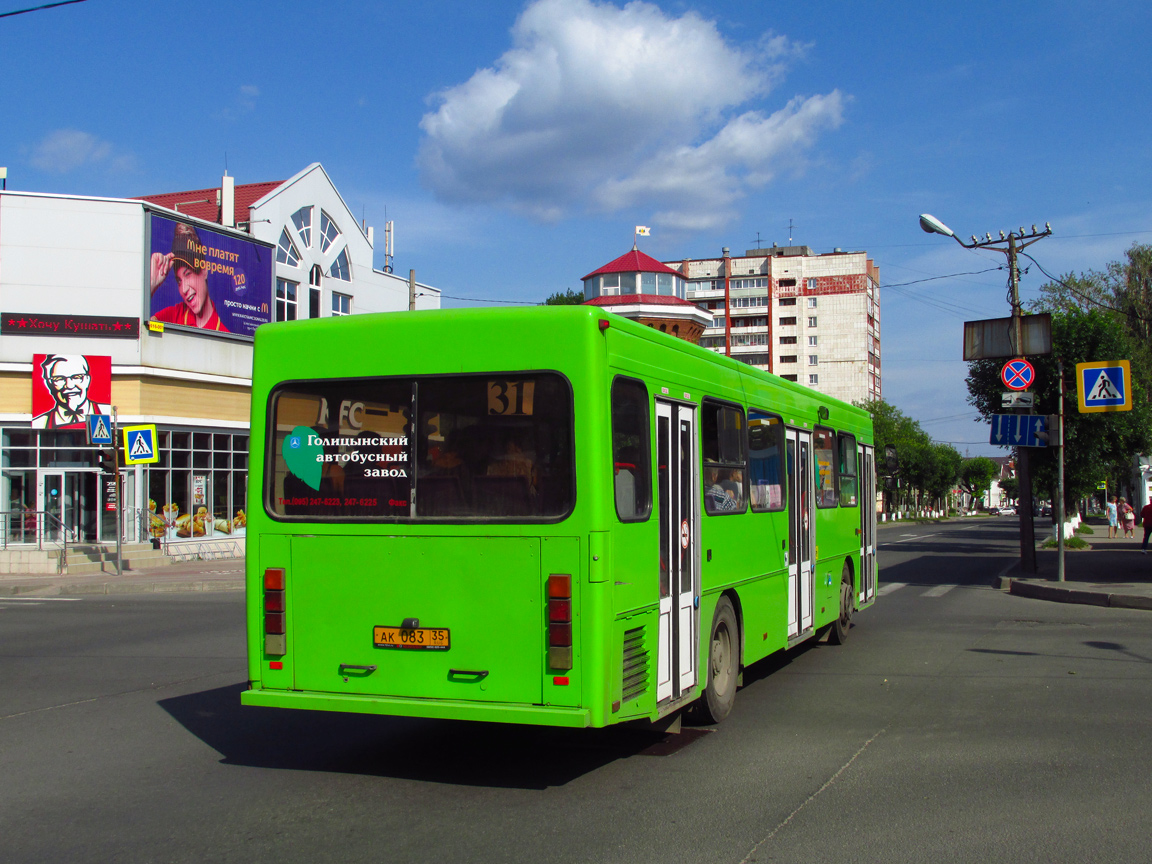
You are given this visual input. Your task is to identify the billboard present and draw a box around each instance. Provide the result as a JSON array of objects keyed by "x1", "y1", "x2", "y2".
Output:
[
  {"x1": 148, "y1": 213, "x2": 273, "y2": 338},
  {"x1": 31, "y1": 353, "x2": 112, "y2": 429}
]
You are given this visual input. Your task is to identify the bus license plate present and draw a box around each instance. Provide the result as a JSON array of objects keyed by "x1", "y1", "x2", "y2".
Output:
[{"x1": 373, "y1": 625, "x2": 450, "y2": 650}]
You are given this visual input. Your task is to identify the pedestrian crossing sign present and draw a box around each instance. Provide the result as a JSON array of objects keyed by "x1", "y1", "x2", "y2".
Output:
[
  {"x1": 122, "y1": 424, "x2": 159, "y2": 464},
  {"x1": 87, "y1": 414, "x2": 113, "y2": 446},
  {"x1": 1077, "y1": 360, "x2": 1131, "y2": 413}
]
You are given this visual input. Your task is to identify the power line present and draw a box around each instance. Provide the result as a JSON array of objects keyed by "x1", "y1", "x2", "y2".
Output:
[{"x1": 0, "y1": 0, "x2": 86, "y2": 19}]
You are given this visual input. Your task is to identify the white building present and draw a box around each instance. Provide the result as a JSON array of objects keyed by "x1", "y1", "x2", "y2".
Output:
[
  {"x1": 0, "y1": 165, "x2": 439, "y2": 553},
  {"x1": 665, "y1": 244, "x2": 881, "y2": 406}
]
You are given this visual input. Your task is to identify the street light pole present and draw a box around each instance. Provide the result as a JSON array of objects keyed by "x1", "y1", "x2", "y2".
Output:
[{"x1": 919, "y1": 215, "x2": 1052, "y2": 574}]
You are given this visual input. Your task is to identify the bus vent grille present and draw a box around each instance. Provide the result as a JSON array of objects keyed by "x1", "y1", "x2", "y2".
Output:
[{"x1": 622, "y1": 626, "x2": 648, "y2": 704}]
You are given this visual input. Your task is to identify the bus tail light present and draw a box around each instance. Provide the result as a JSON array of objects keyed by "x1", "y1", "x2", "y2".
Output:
[
  {"x1": 547, "y1": 574, "x2": 572, "y2": 670},
  {"x1": 264, "y1": 568, "x2": 286, "y2": 656}
]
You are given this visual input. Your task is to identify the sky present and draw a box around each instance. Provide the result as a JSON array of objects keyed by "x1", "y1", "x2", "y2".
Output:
[{"x1": 2, "y1": 0, "x2": 1151, "y2": 456}]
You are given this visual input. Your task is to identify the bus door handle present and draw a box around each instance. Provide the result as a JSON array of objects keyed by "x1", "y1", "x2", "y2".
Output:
[
  {"x1": 339, "y1": 664, "x2": 377, "y2": 675},
  {"x1": 448, "y1": 669, "x2": 489, "y2": 681}
]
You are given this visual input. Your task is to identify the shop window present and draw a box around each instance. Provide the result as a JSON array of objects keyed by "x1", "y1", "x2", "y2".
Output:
[
  {"x1": 276, "y1": 229, "x2": 300, "y2": 267},
  {"x1": 702, "y1": 400, "x2": 746, "y2": 515},
  {"x1": 611, "y1": 377, "x2": 651, "y2": 522},
  {"x1": 813, "y1": 426, "x2": 838, "y2": 508}
]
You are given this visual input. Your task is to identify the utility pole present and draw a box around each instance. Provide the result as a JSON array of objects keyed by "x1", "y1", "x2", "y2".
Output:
[
  {"x1": 919, "y1": 215, "x2": 1052, "y2": 574},
  {"x1": 722, "y1": 247, "x2": 732, "y2": 357},
  {"x1": 112, "y1": 406, "x2": 122, "y2": 577}
]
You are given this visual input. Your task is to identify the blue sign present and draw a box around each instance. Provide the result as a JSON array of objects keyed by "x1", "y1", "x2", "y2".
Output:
[
  {"x1": 122, "y1": 424, "x2": 160, "y2": 465},
  {"x1": 990, "y1": 414, "x2": 1049, "y2": 448},
  {"x1": 87, "y1": 413, "x2": 113, "y2": 445},
  {"x1": 1077, "y1": 360, "x2": 1131, "y2": 413}
]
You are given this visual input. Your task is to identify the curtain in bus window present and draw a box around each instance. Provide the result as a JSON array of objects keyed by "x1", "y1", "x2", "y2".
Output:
[
  {"x1": 813, "y1": 426, "x2": 838, "y2": 508},
  {"x1": 415, "y1": 374, "x2": 573, "y2": 519},
  {"x1": 838, "y1": 434, "x2": 858, "y2": 507},
  {"x1": 748, "y1": 410, "x2": 785, "y2": 512},
  {"x1": 611, "y1": 378, "x2": 651, "y2": 521},
  {"x1": 269, "y1": 380, "x2": 413, "y2": 519},
  {"x1": 702, "y1": 402, "x2": 747, "y2": 515}
]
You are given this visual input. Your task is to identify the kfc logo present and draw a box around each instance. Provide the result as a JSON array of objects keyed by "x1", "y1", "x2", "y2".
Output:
[{"x1": 31, "y1": 354, "x2": 112, "y2": 429}]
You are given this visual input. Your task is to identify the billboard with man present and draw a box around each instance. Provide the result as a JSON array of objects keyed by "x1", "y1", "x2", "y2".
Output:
[{"x1": 147, "y1": 213, "x2": 273, "y2": 338}]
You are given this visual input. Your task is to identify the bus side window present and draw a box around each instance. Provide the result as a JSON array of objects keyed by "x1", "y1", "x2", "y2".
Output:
[
  {"x1": 748, "y1": 409, "x2": 785, "y2": 512},
  {"x1": 838, "y1": 432, "x2": 858, "y2": 507},
  {"x1": 813, "y1": 426, "x2": 838, "y2": 508},
  {"x1": 611, "y1": 377, "x2": 651, "y2": 521},
  {"x1": 702, "y1": 400, "x2": 747, "y2": 515}
]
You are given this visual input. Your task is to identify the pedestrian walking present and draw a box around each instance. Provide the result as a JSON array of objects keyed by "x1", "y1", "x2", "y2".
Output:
[
  {"x1": 1107, "y1": 496, "x2": 1119, "y2": 538},
  {"x1": 1120, "y1": 497, "x2": 1136, "y2": 538},
  {"x1": 1141, "y1": 500, "x2": 1152, "y2": 554}
]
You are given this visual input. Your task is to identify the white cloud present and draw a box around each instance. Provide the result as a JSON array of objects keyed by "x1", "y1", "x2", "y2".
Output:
[
  {"x1": 417, "y1": 0, "x2": 844, "y2": 227},
  {"x1": 29, "y1": 129, "x2": 127, "y2": 174}
]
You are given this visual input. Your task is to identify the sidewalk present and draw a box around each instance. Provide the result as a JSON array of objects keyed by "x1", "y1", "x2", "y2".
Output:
[
  {"x1": 999, "y1": 519, "x2": 1152, "y2": 612},
  {"x1": 0, "y1": 557, "x2": 245, "y2": 597}
]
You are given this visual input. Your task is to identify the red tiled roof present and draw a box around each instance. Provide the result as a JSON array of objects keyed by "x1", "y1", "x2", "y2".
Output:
[
  {"x1": 584, "y1": 294, "x2": 700, "y2": 308},
  {"x1": 581, "y1": 248, "x2": 683, "y2": 281},
  {"x1": 133, "y1": 180, "x2": 283, "y2": 226}
]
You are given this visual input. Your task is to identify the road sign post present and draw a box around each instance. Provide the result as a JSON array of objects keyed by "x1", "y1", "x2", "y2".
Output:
[{"x1": 111, "y1": 407, "x2": 122, "y2": 577}]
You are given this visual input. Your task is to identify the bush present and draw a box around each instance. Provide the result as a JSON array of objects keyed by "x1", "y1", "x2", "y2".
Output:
[
  {"x1": 1042, "y1": 535, "x2": 1090, "y2": 550},
  {"x1": 1076, "y1": 523, "x2": 1094, "y2": 535}
]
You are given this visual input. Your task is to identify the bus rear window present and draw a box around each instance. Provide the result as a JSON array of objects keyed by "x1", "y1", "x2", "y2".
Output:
[{"x1": 267, "y1": 373, "x2": 574, "y2": 521}]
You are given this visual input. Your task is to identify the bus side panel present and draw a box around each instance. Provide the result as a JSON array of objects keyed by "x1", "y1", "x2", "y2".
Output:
[{"x1": 738, "y1": 569, "x2": 790, "y2": 666}]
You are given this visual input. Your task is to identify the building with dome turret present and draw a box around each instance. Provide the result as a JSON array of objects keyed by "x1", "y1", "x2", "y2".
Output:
[{"x1": 580, "y1": 248, "x2": 711, "y2": 343}]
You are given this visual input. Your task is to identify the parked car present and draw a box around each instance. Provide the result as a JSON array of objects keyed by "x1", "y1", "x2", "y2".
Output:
[{"x1": 998, "y1": 506, "x2": 1016, "y2": 515}]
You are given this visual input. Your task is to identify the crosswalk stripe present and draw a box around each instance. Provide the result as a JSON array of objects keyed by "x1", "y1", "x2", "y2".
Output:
[
  {"x1": 877, "y1": 582, "x2": 906, "y2": 596},
  {"x1": 921, "y1": 585, "x2": 955, "y2": 597}
]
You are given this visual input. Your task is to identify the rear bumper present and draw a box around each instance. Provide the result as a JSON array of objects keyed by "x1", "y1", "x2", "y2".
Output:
[{"x1": 241, "y1": 686, "x2": 593, "y2": 728}]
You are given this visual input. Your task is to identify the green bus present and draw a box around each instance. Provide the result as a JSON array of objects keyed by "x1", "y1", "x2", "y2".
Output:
[{"x1": 242, "y1": 305, "x2": 877, "y2": 727}]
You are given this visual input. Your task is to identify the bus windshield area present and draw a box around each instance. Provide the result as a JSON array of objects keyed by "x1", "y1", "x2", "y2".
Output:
[{"x1": 267, "y1": 373, "x2": 574, "y2": 521}]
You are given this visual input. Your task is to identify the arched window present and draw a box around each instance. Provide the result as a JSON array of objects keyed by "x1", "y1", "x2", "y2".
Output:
[
  {"x1": 328, "y1": 248, "x2": 350, "y2": 281},
  {"x1": 291, "y1": 206, "x2": 313, "y2": 248},
  {"x1": 319, "y1": 211, "x2": 341, "y2": 253},
  {"x1": 276, "y1": 229, "x2": 300, "y2": 267}
]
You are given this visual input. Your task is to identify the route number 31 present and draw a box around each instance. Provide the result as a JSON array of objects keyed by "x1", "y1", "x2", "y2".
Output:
[{"x1": 488, "y1": 379, "x2": 535, "y2": 416}]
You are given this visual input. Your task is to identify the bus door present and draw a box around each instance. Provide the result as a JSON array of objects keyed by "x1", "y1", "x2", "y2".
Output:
[
  {"x1": 785, "y1": 429, "x2": 815, "y2": 638},
  {"x1": 656, "y1": 400, "x2": 698, "y2": 703},
  {"x1": 860, "y1": 445, "x2": 877, "y2": 603}
]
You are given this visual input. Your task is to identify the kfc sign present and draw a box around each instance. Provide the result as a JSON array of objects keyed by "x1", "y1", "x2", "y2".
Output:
[{"x1": 31, "y1": 354, "x2": 112, "y2": 429}]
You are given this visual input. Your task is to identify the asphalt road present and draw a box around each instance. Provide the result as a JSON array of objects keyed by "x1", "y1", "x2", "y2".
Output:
[{"x1": 2, "y1": 518, "x2": 1150, "y2": 863}]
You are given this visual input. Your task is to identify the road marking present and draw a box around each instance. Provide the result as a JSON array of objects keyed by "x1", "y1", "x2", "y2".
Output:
[
  {"x1": 877, "y1": 582, "x2": 906, "y2": 596},
  {"x1": 0, "y1": 596, "x2": 80, "y2": 602},
  {"x1": 922, "y1": 585, "x2": 955, "y2": 597}
]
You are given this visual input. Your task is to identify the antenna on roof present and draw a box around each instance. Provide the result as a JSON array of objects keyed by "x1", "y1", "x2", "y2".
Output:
[{"x1": 788, "y1": 219, "x2": 795, "y2": 244}]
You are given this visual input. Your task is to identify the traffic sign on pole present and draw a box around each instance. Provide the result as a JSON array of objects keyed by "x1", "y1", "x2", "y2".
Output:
[
  {"x1": 122, "y1": 424, "x2": 160, "y2": 465},
  {"x1": 1001, "y1": 358, "x2": 1035, "y2": 391},
  {"x1": 1076, "y1": 360, "x2": 1131, "y2": 413},
  {"x1": 87, "y1": 414, "x2": 113, "y2": 445},
  {"x1": 989, "y1": 414, "x2": 1049, "y2": 448}
]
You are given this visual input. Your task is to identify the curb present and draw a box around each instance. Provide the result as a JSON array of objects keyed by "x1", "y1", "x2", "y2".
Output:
[
  {"x1": 1007, "y1": 579, "x2": 1152, "y2": 612},
  {"x1": 0, "y1": 579, "x2": 245, "y2": 597}
]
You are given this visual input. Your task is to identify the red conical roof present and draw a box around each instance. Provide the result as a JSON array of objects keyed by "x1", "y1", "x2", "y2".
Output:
[{"x1": 581, "y1": 248, "x2": 682, "y2": 282}]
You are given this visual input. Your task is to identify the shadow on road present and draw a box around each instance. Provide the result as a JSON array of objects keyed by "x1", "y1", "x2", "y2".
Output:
[
  {"x1": 880, "y1": 553, "x2": 1016, "y2": 586},
  {"x1": 158, "y1": 683, "x2": 692, "y2": 789}
]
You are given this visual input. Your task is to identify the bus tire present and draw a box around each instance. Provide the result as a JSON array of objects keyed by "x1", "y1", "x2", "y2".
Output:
[
  {"x1": 700, "y1": 596, "x2": 738, "y2": 723},
  {"x1": 829, "y1": 563, "x2": 853, "y2": 645}
]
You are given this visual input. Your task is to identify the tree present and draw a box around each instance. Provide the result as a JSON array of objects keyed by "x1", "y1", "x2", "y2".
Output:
[
  {"x1": 958, "y1": 456, "x2": 998, "y2": 506},
  {"x1": 855, "y1": 399, "x2": 962, "y2": 509},
  {"x1": 999, "y1": 475, "x2": 1019, "y2": 503},
  {"x1": 543, "y1": 289, "x2": 585, "y2": 305}
]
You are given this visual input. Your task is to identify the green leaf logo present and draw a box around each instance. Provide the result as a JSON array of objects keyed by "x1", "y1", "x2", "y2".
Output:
[{"x1": 282, "y1": 426, "x2": 323, "y2": 490}]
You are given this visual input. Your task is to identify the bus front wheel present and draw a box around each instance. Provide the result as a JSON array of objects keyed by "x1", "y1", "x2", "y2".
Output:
[
  {"x1": 699, "y1": 596, "x2": 738, "y2": 723},
  {"x1": 828, "y1": 563, "x2": 853, "y2": 645}
]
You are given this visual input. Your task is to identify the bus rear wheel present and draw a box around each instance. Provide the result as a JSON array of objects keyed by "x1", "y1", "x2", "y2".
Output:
[
  {"x1": 828, "y1": 563, "x2": 853, "y2": 645},
  {"x1": 699, "y1": 596, "x2": 738, "y2": 723}
]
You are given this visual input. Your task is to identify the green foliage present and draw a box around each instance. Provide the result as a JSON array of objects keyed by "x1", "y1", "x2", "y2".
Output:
[
  {"x1": 1075, "y1": 522, "x2": 1094, "y2": 534},
  {"x1": 958, "y1": 456, "x2": 998, "y2": 502},
  {"x1": 855, "y1": 398, "x2": 962, "y2": 504},
  {"x1": 998, "y1": 475, "x2": 1019, "y2": 501},
  {"x1": 543, "y1": 289, "x2": 585, "y2": 305},
  {"x1": 1041, "y1": 535, "x2": 1089, "y2": 550}
]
